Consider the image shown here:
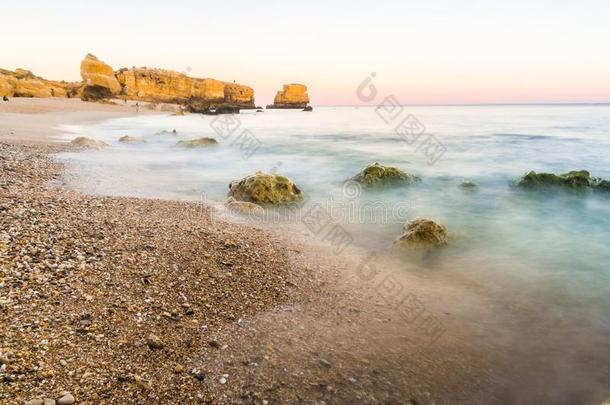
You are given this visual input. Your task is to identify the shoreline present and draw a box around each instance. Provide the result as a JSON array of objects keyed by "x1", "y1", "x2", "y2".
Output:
[
  {"x1": 1, "y1": 99, "x2": 494, "y2": 404},
  {"x1": 2, "y1": 98, "x2": 608, "y2": 404}
]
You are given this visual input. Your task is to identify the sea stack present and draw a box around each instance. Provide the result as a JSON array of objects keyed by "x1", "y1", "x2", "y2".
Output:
[{"x1": 267, "y1": 84, "x2": 310, "y2": 109}]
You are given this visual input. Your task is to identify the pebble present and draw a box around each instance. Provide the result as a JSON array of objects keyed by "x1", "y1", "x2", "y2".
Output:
[
  {"x1": 219, "y1": 376, "x2": 227, "y2": 385},
  {"x1": 43, "y1": 399, "x2": 56, "y2": 405},
  {"x1": 57, "y1": 393, "x2": 75, "y2": 405},
  {"x1": 59, "y1": 359, "x2": 68, "y2": 367},
  {"x1": 25, "y1": 399, "x2": 44, "y2": 405},
  {"x1": 147, "y1": 334, "x2": 165, "y2": 349}
]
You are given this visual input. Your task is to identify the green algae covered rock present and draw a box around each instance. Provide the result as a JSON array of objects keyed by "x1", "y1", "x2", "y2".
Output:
[
  {"x1": 350, "y1": 162, "x2": 420, "y2": 187},
  {"x1": 228, "y1": 171, "x2": 303, "y2": 205},
  {"x1": 517, "y1": 170, "x2": 591, "y2": 189},
  {"x1": 393, "y1": 218, "x2": 448, "y2": 250},
  {"x1": 176, "y1": 137, "x2": 218, "y2": 148}
]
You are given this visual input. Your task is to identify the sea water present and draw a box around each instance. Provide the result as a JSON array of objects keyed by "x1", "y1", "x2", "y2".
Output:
[{"x1": 56, "y1": 105, "x2": 610, "y2": 401}]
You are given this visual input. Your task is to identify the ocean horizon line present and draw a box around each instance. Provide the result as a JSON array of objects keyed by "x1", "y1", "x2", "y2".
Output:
[{"x1": 316, "y1": 102, "x2": 610, "y2": 108}]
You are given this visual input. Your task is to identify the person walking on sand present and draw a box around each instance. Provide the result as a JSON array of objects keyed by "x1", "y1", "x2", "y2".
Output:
[{"x1": 135, "y1": 102, "x2": 140, "y2": 113}]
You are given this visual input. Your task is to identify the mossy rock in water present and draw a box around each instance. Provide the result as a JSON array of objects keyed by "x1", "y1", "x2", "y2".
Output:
[
  {"x1": 517, "y1": 170, "x2": 591, "y2": 189},
  {"x1": 228, "y1": 171, "x2": 303, "y2": 205},
  {"x1": 176, "y1": 137, "x2": 218, "y2": 148},
  {"x1": 70, "y1": 136, "x2": 108, "y2": 148},
  {"x1": 393, "y1": 218, "x2": 448, "y2": 250},
  {"x1": 350, "y1": 162, "x2": 420, "y2": 187}
]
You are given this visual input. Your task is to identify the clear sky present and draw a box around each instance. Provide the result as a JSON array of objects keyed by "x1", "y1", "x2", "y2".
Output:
[{"x1": 2, "y1": 0, "x2": 609, "y2": 105}]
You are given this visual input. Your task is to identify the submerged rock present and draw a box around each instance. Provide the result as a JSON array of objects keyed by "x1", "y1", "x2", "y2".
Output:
[
  {"x1": 517, "y1": 170, "x2": 591, "y2": 189},
  {"x1": 460, "y1": 180, "x2": 477, "y2": 189},
  {"x1": 394, "y1": 218, "x2": 448, "y2": 250},
  {"x1": 118, "y1": 135, "x2": 144, "y2": 144},
  {"x1": 228, "y1": 172, "x2": 303, "y2": 205},
  {"x1": 176, "y1": 137, "x2": 218, "y2": 148},
  {"x1": 225, "y1": 196, "x2": 264, "y2": 216},
  {"x1": 70, "y1": 136, "x2": 108, "y2": 148},
  {"x1": 155, "y1": 129, "x2": 178, "y2": 136},
  {"x1": 350, "y1": 162, "x2": 420, "y2": 187}
]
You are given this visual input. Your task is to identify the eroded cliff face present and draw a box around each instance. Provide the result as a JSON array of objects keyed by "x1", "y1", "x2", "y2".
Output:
[
  {"x1": 2, "y1": 53, "x2": 258, "y2": 108},
  {"x1": 79, "y1": 53, "x2": 255, "y2": 108},
  {"x1": 0, "y1": 68, "x2": 81, "y2": 98},
  {"x1": 223, "y1": 82, "x2": 255, "y2": 107},
  {"x1": 267, "y1": 84, "x2": 310, "y2": 108}
]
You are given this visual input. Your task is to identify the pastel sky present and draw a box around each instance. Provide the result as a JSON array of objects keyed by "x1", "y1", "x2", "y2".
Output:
[{"x1": 2, "y1": 0, "x2": 609, "y2": 105}]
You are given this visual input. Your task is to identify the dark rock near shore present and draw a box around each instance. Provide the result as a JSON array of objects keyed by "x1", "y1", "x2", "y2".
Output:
[
  {"x1": 185, "y1": 97, "x2": 241, "y2": 114},
  {"x1": 350, "y1": 162, "x2": 420, "y2": 187},
  {"x1": 303, "y1": 106, "x2": 313, "y2": 112},
  {"x1": 81, "y1": 85, "x2": 114, "y2": 101}
]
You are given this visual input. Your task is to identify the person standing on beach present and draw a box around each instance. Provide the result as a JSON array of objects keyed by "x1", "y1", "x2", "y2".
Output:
[{"x1": 136, "y1": 102, "x2": 140, "y2": 113}]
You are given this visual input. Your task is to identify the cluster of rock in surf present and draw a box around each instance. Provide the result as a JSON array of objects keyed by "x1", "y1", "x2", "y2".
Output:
[
  {"x1": 222, "y1": 162, "x2": 610, "y2": 252},
  {"x1": 69, "y1": 134, "x2": 610, "y2": 251}
]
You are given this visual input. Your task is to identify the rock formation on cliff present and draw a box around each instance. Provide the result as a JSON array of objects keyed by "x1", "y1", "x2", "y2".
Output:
[
  {"x1": 0, "y1": 68, "x2": 81, "y2": 98},
  {"x1": 267, "y1": 84, "x2": 310, "y2": 109},
  {"x1": 80, "y1": 54, "x2": 121, "y2": 93}
]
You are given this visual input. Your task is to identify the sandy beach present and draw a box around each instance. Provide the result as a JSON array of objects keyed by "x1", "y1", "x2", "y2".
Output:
[
  {"x1": 0, "y1": 99, "x2": 502, "y2": 404},
  {"x1": 3, "y1": 99, "x2": 610, "y2": 405}
]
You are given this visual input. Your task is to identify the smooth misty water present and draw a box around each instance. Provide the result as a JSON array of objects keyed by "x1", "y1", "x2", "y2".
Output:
[
  {"x1": 57, "y1": 105, "x2": 610, "y2": 273},
  {"x1": 56, "y1": 105, "x2": 610, "y2": 401}
]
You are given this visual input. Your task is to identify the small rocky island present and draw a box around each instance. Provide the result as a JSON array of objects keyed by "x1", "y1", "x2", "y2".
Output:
[{"x1": 266, "y1": 84, "x2": 311, "y2": 109}]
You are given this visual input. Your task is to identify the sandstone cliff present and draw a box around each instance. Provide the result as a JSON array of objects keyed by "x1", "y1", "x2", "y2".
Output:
[
  {"x1": 79, "y1": 53, "x2": 255, "y2": 108},
  {"x1": 0, "y1": 68, "x2": 81, "y2": 98},
  {"x1": 1, "y1": 53, "x2": 257, "y2": 109},
  {"x1": 267, "y1": 84, "x2": 310, "y2": 108},
  {"x1": 80, "y1": 54, "x2": 121, "y2": 93}
]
